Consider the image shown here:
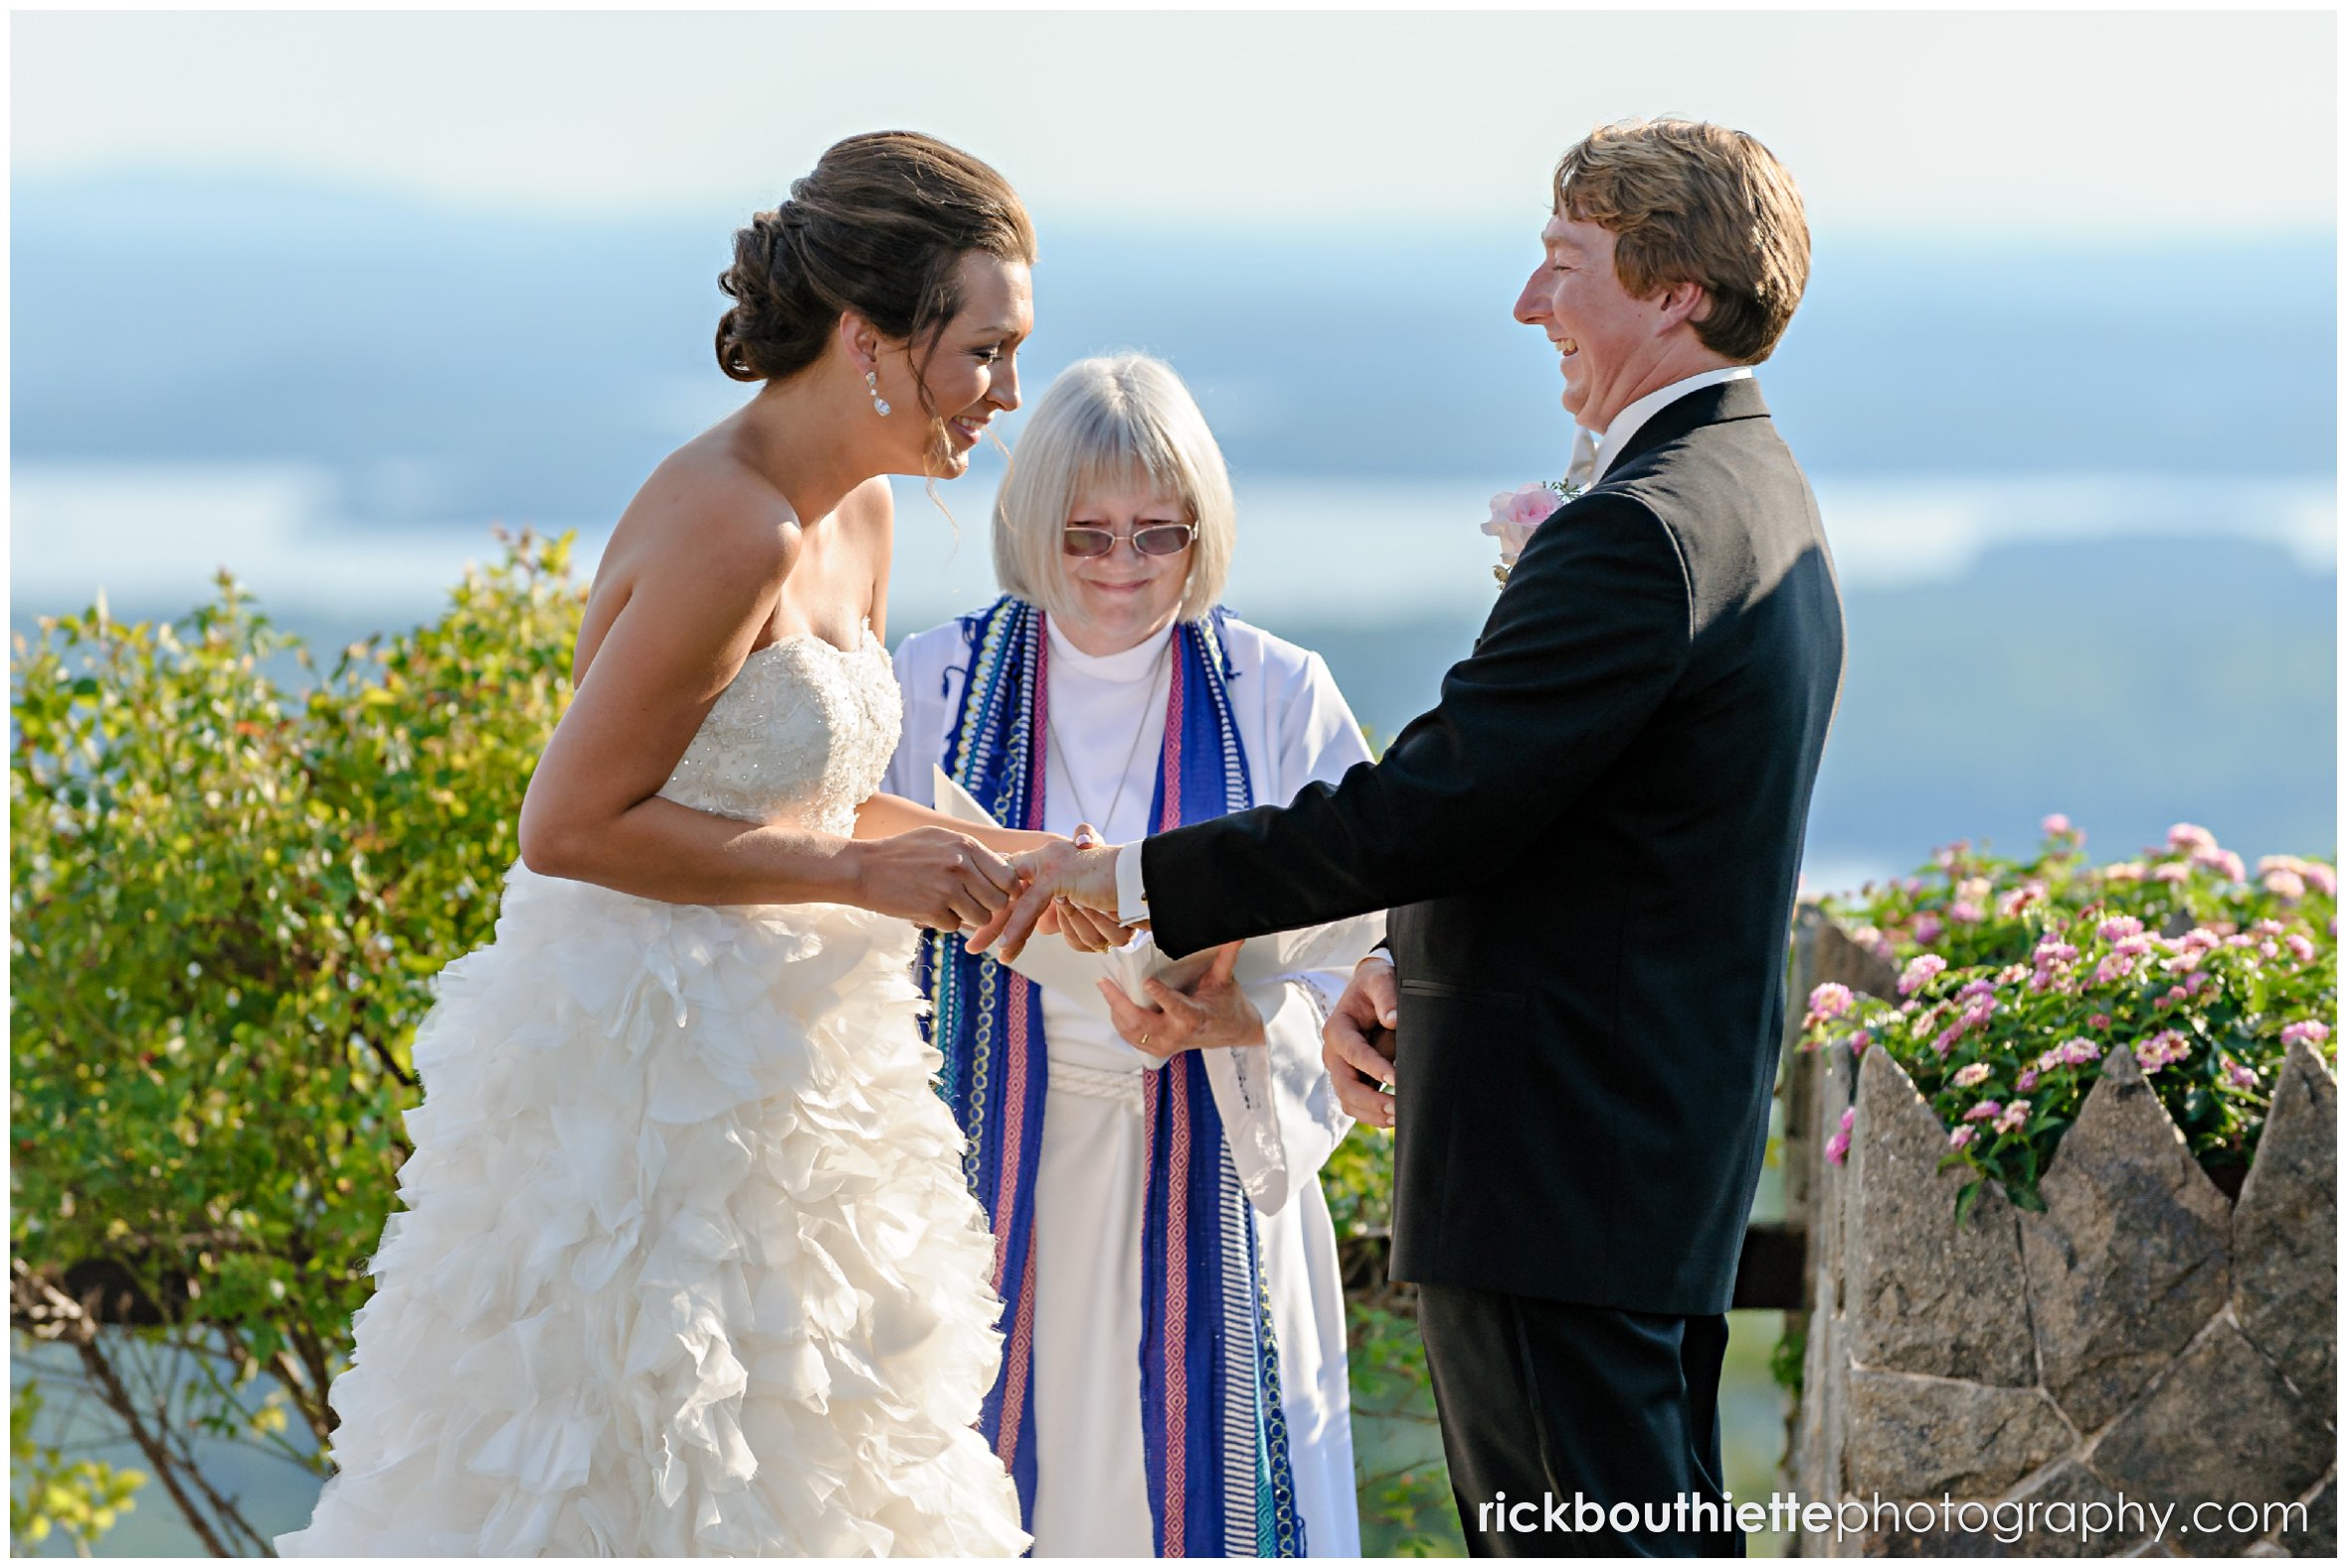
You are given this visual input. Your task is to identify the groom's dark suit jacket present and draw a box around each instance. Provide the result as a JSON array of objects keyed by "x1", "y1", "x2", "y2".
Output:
[{"x1": 1144, "y1": 379, "x2": 1844, "y2": 1315}]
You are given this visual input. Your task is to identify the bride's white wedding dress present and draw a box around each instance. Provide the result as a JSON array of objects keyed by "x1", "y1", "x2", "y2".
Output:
[{"x1": 277, "y1": 627, "x2": 1027, "y2": 1557}]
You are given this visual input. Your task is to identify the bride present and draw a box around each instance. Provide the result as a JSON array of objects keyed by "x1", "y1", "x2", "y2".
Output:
[{"x1": 278, "y1": 132, "x2": 1046, "y2": 1557}]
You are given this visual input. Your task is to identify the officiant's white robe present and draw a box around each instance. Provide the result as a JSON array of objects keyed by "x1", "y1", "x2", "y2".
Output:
[{"x1": 885, "y1": 611, "x2": 1375, "y2": 1558}]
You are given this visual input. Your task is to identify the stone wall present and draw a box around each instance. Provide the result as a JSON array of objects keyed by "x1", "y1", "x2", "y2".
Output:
[{"x1": 1781, "y1": 916, "x2": 2337, "y2": 1557}]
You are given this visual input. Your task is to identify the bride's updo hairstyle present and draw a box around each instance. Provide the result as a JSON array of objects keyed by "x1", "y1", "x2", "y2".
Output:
[{"x1": 716, "y1": 132, "x2": 1035, "y2": 411}]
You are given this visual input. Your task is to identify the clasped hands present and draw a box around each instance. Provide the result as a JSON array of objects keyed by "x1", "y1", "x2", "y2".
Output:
[
  {"x1": 964, "y1": 838, "x2": 1402, "y2": 1125},
  {"x1": 954, "y1": 835, "x2": 1260, "y2": 1058}
]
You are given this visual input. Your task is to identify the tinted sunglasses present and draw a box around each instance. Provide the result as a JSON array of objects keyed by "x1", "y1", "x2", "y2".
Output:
[{"x1": 1061, "y1": 522, "x2": 1197, "y2": 559}]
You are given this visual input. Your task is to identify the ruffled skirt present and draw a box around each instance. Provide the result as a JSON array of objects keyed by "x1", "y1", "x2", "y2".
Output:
[{"x1": 276, "y1": 866, "x2": 1027, "y2": 1557}]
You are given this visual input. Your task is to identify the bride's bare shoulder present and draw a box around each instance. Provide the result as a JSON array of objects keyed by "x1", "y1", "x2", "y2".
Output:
[
  {"x1": 575, "y1": 440, "x2": 801, "y2": 675},
  {"x1": 595, "y1": 441, "x2": 801, "y2": 607}
]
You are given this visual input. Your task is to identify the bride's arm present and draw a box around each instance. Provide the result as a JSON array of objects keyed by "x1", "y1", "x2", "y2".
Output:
[
  {"x1": 517, "y1": 476, "x2": 1014, "y2": 928},
  {"x1": 852, "y1": 792, "x2": 1061, "y2": 855}
]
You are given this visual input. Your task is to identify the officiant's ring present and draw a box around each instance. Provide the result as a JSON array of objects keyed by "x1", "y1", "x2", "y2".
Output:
[{"x1": 1139, "y1": 1031, "x2": 1152, "y2": 1049}]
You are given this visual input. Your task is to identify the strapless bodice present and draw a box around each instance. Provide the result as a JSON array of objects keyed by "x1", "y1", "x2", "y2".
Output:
[{"x1": 655, "y1": 625, "x2": 900, "y2": 835}]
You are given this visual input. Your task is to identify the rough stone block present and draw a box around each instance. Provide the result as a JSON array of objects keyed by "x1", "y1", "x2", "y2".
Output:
[
  {"x1": 2233, "y1": 1040, "x2": 2337, "y2": 1418},
  {"x1": 2281, "y1": 1473, "x2": 2334, "y2": 1559},
  {"x1": 2089, "y1": 1316, "x2": 2332, "y2": 1554},
  {"x1": 2021, "y1": 1047, "x2": 2231, "y2": 1432},
  {"x1": 1847, "y1": 1051, "x2": 2037, "y2": 1386},
  {"x1": 1845, "y1": 1369, "x2": 2075, "y2": 1499}
]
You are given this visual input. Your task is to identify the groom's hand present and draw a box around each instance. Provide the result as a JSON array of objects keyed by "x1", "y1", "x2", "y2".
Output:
[
  {"x1": 1323, "y1": 955, "x2": 1400, "y2": 1129},
  {"x1": 967, "y1": 839, "x2": 1123, "y2": 960}
]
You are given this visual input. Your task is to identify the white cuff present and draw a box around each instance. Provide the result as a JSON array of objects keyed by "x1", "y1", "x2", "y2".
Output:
[{"x1": 1115, "y1": 841, "x2": 1151, "y2": 926}]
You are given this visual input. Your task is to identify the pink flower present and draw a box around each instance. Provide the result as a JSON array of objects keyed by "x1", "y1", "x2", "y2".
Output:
[
  {"x1": 1898, "y1": 954, "x2": 1947, "y2": 997},
  {"x1": 1957, "y1": 977, "x2": 1997, "y2": 1001},
  {"x1": 2179, "y1": 928, "x2": 2223, "y2": 954},
  {"x1": 2208, "y1": 849, "x2": 2248, "y2": 882},
  {"x1": 2041, "y1": 813, "x2": 2075, "y2": 838},
  {"x1": 1849, "y1": 1028, "x2": 1873, "y2": 1058},
  {"x1": 2155, "y1": 985, "x2": 2187, "y2": 1010},
  {"x1": 2098, "y1": 916, "x2": 2145, "y2": 943},
  {"x1": 1932, "y1": 1026, "x2": 1962, "y2": 1057},
  {"x1": 2169, "y1": 822, "x2": 2218, "y2": 855},
  {"x1": 2280, "y1": 1020, "x2": 2331, "y2": 1050},
  {"x1": 1992, "y1": 1100, "x2": 2031, "y2": 1135},
  {"x1": 1951, "y1": 1062, "x2": 1992, "y2": 1089},
  {"x1": 1483, "y1": 485, "x2": 1564, "y2": 565},
  {"x1": 2092, "y1": 952, "x2": 2137, "y2": 985},
  {"x1": 2264, "y1": 869, "x2": 2307, "y2": 901},
  {"x1": 1913, "y1": 912, "x2": 1944, "y2": 945},
  {"x1": 2154, "y1": 863, "x2": 2191, "y2": 884},
  {"x1": 1807, "y1": 981, "x2": 1855, "y2": 1020},
  {"x1": 2163, "y1": 948, "x2": 2206, "y2": 973},
  {"x1": 1999, "y1": 883, "x2": 2048, "y2": 920},
  {"x1": 1960, "y1": 996, "x2": 1998, "y2": 1031},
  {"x1": 2038, "y1": 1037, "x2": 2101, "y2": 1071},
  {"x1": 2113, "y1": 935, "x2": 2153, "y2": 958},
  {"x1": 2102, "y1": 861, "x2": 2148, "y2": 883},
  {"x1": 2087, "y1": 1013, "x2": 2112, "y2": 1031},
  {"x1": 1826, "y1": 1107, "x2": 1855, "y2": 1165},
  {"x1": 1964, "y1": 1101, "x2": 2003, "y2": 1123},
  {"x1": 1948, "y1": 1125, "x2": 1976, "y2": 1149},
  {"x1": 1951, "y1": 901, "x2": 1986, "y2": 926},
  {"x1": 2135, "y1": 1030, "x2": 2191, "y2": 1072},
  {"x1": 2286, "y1": 934, "x2": 2316, "y2": 962},
  {"x1": 2305, "y1": 863, "x2": 2336, "y2": 897},
  {"x1": 2016, "y1": 1068, "x2": 2040, "y2": 1092},
  {"x1": 2227, "y1": 1062, "x2": 2258, "y2": 1091}
]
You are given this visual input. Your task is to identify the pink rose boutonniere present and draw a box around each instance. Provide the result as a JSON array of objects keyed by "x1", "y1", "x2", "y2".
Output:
[{"x1": 1483, "y1": 478, "x2": 1583, "y2": 585}]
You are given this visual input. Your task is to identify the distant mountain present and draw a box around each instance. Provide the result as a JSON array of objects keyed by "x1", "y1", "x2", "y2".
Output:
[
  {"x1": 11, "y1": 172, "x2": 2336, "y2": 530},
  {"x1": 1259, "y1": 534, "x2": 2335, "y2": 878}
]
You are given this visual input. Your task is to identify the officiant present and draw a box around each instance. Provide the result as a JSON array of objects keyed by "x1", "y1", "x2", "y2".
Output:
[{"x1": 882, "y1": 353, "x2": 1376, "y2": 1558}]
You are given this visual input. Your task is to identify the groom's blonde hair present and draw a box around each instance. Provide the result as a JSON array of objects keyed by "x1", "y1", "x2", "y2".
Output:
[
  {"x1": 1554, "y1": 118, "x2": 1811, "y2": 364},
  {"x1": 992, "y1": 354, "x2": 1235, "y2": 624}
]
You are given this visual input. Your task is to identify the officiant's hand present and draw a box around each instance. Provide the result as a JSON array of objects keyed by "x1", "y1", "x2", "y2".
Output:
[
  {"x1": 1098, "y1": 944, "x2": 1263, "y2": 1058},
  {"x1": 1323, "y1": 956, "x2": 1399, "y2": 1129},
  {"x1": 967, "y1": 839, "x2": 1123, "y2": 960}
]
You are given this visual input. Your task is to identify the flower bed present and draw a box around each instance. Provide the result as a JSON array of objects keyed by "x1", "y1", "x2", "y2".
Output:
[
  {"x1": 1777, "y1": 819, "x2": 2338, "y2": 1556},
  {"x1": 1798, "y1": 818, "x2": 2336, "y2": 1213}
]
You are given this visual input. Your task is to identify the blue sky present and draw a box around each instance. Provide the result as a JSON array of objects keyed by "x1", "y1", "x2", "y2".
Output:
[{"x1": 12, "y1": 8, "x2": 2335, "y2": 234}]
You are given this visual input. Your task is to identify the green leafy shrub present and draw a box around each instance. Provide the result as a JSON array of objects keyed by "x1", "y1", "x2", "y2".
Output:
[{"x1": 11, "y1": 533, "x2": 584, "y2": 1551}]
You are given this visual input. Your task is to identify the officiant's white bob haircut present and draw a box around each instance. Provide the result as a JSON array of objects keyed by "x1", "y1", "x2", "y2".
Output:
[{"x1": 992, "y1": 353, "x2": 1235, "y2": 623}]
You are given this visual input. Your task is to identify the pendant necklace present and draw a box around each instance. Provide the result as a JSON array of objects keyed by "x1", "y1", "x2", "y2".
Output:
[{"x1": 1046, "y1": 633, "x2": 1173, "y2": 838}]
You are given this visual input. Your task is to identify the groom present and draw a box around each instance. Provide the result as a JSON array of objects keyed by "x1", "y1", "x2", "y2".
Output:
[{"x1": 977, "y1": 117, "x2": 1841, "y2": 1556}]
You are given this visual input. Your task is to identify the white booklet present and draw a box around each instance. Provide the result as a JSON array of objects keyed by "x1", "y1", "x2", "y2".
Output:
[{"x1": 933, "y1": 766, "x2": 1384, "y2": 1019}]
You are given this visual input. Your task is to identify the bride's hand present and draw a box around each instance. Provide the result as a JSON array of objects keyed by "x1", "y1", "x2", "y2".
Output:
[{"x1": 851, "y1": 828, "x2": 1017, "y2": 931}]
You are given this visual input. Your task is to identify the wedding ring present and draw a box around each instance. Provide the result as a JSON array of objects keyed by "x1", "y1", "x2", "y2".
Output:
[{"x1": 1140, "y1": 1031, "x2": 1152, "y2": 1049}]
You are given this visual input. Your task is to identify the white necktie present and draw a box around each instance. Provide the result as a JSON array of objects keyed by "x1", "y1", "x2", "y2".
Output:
[{"x1": 1566, "y1": 427, "x2": 1601, "y2": 488}]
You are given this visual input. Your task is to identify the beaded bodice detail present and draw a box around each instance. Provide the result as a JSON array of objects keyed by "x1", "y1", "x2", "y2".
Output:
[{"x1": 656, "y1": 625, "x2": 900, "y2": 835}]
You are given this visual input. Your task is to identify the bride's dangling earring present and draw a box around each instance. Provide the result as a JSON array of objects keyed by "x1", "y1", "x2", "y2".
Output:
[{"x1": 865, "y1": 369, "x2": 892, "y2": 418}]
